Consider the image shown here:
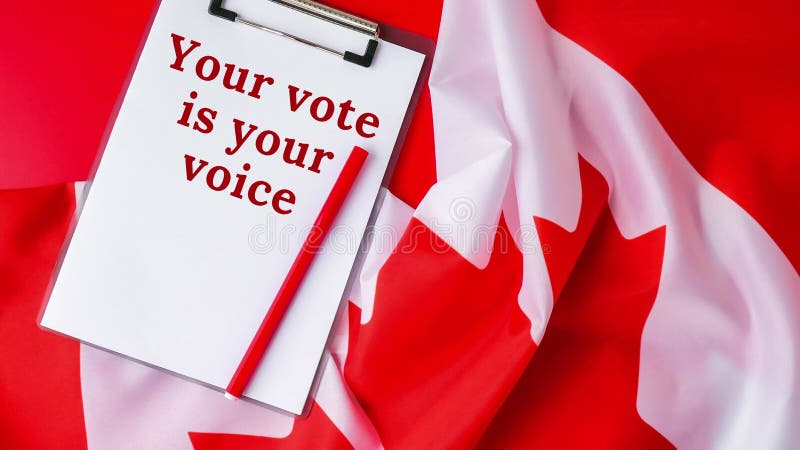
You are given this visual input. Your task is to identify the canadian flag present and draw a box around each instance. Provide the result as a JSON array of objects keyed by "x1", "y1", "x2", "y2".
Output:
[{"x1": 1, "y1": 0, "x2": 798, "y2": 449}]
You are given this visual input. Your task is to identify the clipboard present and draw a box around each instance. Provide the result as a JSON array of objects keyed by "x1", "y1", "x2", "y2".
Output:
[
  {"x1": 39, "y1": 0, "x2": 435, "y2": 416},
  {"x1": 209, "y1": 0, "x2": 380, "y2": 67}
]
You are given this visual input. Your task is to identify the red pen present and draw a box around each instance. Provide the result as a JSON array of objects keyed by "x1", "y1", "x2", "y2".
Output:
[{"x1": 225, "y1": 146, "x2": 369, "y2": 399}]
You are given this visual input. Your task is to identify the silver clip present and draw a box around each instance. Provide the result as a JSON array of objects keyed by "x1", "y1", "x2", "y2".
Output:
[{"x1": 209, "y1": 0, "x2": 380, "y2": 67}]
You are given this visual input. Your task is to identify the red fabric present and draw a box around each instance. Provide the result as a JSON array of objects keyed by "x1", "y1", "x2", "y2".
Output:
[
  {"x1": 189, "y1": 402, "x2": 352, "y2": 450},
  {"x1": 0, "y1": 185, "x2": 84, "y2": 449},
  {"x1": 536, "y1": 0, "x2": 800, "y2": 272},
  {"x1": 1, "y1": 1, "x2": 798, "y2": 449},
  {"x1": 0, "y1": 1, "x2": 157, "y2": 189},
  {"x1": 344, "y1": 218, "x2": 529, "y2": 449},
  {"x1": 477, "y1": 159, "x2": 673, "y2": 449}
]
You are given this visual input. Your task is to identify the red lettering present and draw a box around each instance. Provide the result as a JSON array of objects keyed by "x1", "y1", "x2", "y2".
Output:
[
  {"x1": 256, "y1": 130, "x2": 280, "y2": 156},
  {"x1": 177, "y1": 91, "x2": 198, "y2": 127},
  {"x1": 273, "y1": 189, "x2": 296, "y2": 214},
  {"x1": 356, "y1": 113, "x2": 380, "y2": 138},
  {"x1": 336, "y1": 100, "x2": 355, "y2": 130},
  {"x1": 183, "y1": 154, "x2": 296, "y2": 214},
  {"x1": 310, "y1": 97, "x2": 335, "y2": 122},
  {"x1": 226, "y1": 119, "x2": 258, "y2": 155},
  {"x1": 248, "y1": 74, "x2": 274, "y2": 99},
  {"x1": 222, "y1": 63, "x2": 249, "y2": 93},
  {"x1": 196, "y1": 55, "x2": 221, "y2": 81},
  {"x1": 282, "y1": 139, "x2": 308, "y2": 168},
  {"x1": 287, "y1": 85, "x2": 313, "y2": 111},
  {"x1": 230, "y1": 163, "x2": 251, "y2": 199},
  {"x1": 193, "y1": 107, "x2": 217, "y2": 134},
  {"x1": 206, "y1": 166, "x2": 231, "y2": 191},
  {"x1": 184, "y1": 154, "x2": 208, "y2": 181},
  {"x1": 308, "y1": 148, "x2": 334, "y2": 174},
  {"x1": 248, "y1": 181, "x2": 272, "y2": 206},
  {"x1": 170, "y1": 34, "x2": 201, "y2": 71}
]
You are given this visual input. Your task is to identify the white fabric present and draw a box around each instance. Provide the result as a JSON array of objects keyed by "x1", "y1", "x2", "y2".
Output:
[{"x1": 429, "y1": 0, "x2": 800, "y2": 448}]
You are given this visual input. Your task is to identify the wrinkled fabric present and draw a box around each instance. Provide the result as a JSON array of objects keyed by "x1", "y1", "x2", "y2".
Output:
[{"x1": 1, "y1": 0, "x2": 799, "y2": 449}]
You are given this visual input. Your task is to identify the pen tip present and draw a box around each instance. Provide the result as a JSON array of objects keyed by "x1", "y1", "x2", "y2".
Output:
[{"x1": 224, "y1": 392, "x2": 238, "y2": 400}]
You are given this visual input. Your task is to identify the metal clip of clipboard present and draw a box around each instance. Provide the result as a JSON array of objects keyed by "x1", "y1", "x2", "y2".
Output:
[{"x1": 208, "y1": 0, "x2": 380, "y2": 67}]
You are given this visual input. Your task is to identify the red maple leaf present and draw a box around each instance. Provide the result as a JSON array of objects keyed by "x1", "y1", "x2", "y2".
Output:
[
  {"x1": 342, "y1": 215, "x2": 530, "y2": 450},
  {"x1": 477, "y1": 158, "x2": 674, "y2": 449}
]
